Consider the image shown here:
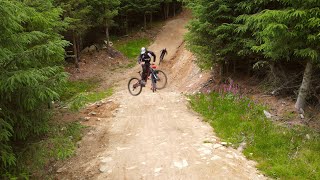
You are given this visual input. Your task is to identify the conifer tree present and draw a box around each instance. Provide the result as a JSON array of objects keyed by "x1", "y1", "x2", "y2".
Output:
[
  {"x1": 0, "y1": 0, "x2": 68, "y2": 174},
  {"x1": 54, "y1": 0, "x2": 92, "y2": 68},
  {"x1": 244, "y1": 0, "x2": 320, "y2": 110},
  {"x1": 186, "y1": 0, "x2": 241, "y2": 69},
  {"x1": 89, "y1": 0, "x2": 120, "y2": 50}
]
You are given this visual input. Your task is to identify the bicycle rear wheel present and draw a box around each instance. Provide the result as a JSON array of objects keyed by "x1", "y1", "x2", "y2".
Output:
[
  {"x1": 128, "y1": 78, "x2": 142, "y2": 96},
  {"x1": 155, "y1": 70, "x2": 167, "y2": 90}
]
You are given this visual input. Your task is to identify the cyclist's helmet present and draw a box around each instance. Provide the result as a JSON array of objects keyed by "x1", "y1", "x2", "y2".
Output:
[{"x1": 141, "y1": 47, "x2": 146, "y2": 54}]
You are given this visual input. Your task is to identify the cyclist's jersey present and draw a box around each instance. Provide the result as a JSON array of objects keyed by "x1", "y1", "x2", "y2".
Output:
[{"x1": 139, "y1": 51, "x2": 156, "y2": 64}]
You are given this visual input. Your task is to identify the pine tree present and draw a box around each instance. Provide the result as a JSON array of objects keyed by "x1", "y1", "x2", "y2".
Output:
[
  {"x1": 119, "y1": 0, "x2": 135, "y2": 34},
  {"x1": 54, "y1": 0, "x2": 92, "y2": 68},
  {"x1": 89, "y1": 0, "x2": 120, "y2": 51},
  {"x1": 186, "y1": 0, "x2": 241, "y2": 69},
  {"x1": 0, "y1": 0, "x2": 68, "y2": 175},
  {"x1": 186, "y1": 0, "x2": 283, "y2": 71},
  {"x1": 244, "y1": 0, "x2": 320, "y2": 110}
]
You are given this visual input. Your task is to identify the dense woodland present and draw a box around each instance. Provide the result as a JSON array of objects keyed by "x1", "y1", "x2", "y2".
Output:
[
  {"x1": 185, "y1": 0, "x2": 320, "y2": 111},
  {"x1": 0, "y1": 0, "x2": 182, "y2": 177}
]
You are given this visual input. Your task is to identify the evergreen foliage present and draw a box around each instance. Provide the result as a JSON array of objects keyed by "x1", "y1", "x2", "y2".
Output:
[
  {"x1": 53, "y1": 0, "x2": 183, "y2": 67},
  {"x1": 0, "y1": 0, "x2": 68, "y2": 176},
  {"x1": 186, "y1": 0, "x2": 320, "y2": 109},
  {"x1": 0, "y1": 0, "x2": 183, "y2": 177},
  {"x1": 242, "y1": 0, "x2": 320, "y2": 62}
]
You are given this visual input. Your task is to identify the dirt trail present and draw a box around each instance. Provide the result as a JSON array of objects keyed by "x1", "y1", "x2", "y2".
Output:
[{"x1": 56, "y1": 12, "x2": 266, "y2": 180}]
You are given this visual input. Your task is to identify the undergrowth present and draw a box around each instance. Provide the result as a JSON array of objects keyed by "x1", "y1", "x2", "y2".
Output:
[
  {"x1": 3, "y1": 122, "x2": 85, "y2": 179},
  {"x1": 2, "y1": 79, "x2": 113, "y2": 178},
  {"x1": 190, "y1": 92, "x2": 320, "y2": 179}
]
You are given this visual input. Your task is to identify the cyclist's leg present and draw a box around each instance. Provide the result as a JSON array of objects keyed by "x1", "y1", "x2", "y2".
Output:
[
  {"x1": 141, "y1": 64, "x2": 147, "y2": 80},
  {"x1": 160, "y1": 53, "x2": 164, "y2": 62},
  {"x1": 145, "y1": 64, "x2": 151, "y2": 81}
]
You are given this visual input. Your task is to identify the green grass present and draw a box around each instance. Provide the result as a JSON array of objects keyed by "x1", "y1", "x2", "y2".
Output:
[
  {"x1": 190, "y1": 93, "x2": 320, "y2": 179},
  {"x1": 60, "y1": 78, "x2": 101, "y2": 101},
  {"x1": 58, "y1": 78, "x2": 113, "y2": 111},
  {"x1": 114, "y1": 38, "x2": 151, "y2": 68},
  {"x1": 114, "y1": 38, "x2": 150, "y2": 59},
  {"x1": 14, "y1": 122, "x2": 85, "y2": 179},
  {"x1": 68, "y1": 88, "x2": 113, "y2": 111}
]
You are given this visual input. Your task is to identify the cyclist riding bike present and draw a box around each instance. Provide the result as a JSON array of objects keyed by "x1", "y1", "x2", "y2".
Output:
[
  {"x1": 159, "y1": 48, "x2": 168, "y2": 64},
  {"x1": 138, "y1": 47, "x2": 156, "y2": 87}
]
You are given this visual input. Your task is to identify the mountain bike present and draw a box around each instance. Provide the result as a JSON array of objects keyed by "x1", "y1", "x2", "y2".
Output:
[{"x1": 128, "y1": 64, "x2": 167, "y2": 96}]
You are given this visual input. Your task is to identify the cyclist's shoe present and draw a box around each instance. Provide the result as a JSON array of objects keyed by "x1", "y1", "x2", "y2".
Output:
[{"x1": 140, "y1": 80, "x2": 146, "y2": 87}]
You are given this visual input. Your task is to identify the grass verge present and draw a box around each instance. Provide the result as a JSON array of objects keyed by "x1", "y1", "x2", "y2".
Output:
[
  {"x1": 58, "y1": 78, "x2": 113, "y2": 111},
  {"x1": 68, "y1": 88, "x2": 113, "y2": 111},
  {"x1": 189, "y1": 93, "x2": 320, "y2": 179},
  {"x1": 60, "y1": 78, "x2": 101, "y2": 101}
]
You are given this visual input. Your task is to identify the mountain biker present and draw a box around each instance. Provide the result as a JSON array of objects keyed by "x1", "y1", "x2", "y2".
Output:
[
  {"x1": 159, "y1": 48, "x2": 167, "y2": 64},
  {"x1": 138, "y1": 47, "x2": 156, "y2": 86}
]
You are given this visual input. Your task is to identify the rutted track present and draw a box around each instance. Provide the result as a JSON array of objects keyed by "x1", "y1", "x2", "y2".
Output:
[{"x1": 56, "y1": 12, "x2": 266, "y2": 180}]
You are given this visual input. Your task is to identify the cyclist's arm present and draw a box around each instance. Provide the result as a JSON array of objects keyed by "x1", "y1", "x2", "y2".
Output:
[
  {"x1": 137, "y1": 55, "x2": 142, "y2": 64},
  {"x1": 149, "y1": 52, "x2": 156, "y2": 62}
]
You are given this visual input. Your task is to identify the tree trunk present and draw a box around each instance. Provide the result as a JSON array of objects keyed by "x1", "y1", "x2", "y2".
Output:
[
  {"x1": 173, "y1": 2, "x2": 176, "y2": 17},
  {"x1": 144, "y1": 13, "x2": 147, "y2": 30},
  {"x1": 72, "y1": 31, "x2": 79, "y2": 69},
  {"x1": 79, "y1": 36, "x2": 83, "y2": 52},
  {"x1": 166, "y1": 3, "x2": 170, "y2": 18},
  {"x1": 270, "y1": 61, "x2": 277, "y2": 79},
  {"x1": 247, "y1": 60, "x2": 251, "y2": 77},
  {"x1": 125, "y1": 14, "x2": 128, "y2": 35},
  {"x1": 295, "y1": 61, "x2": 313, "y2": 110},
  {"x1": 226, "y1": 61, "x2": 229, "y2": 75},
  {"x1": 150, "y1": 12, "x2": 153, "y2": 25},
  {"x1": 77, "y1": 35, "x2": 81, "y2": 62},
  {"x1": 219, "y1": 63, "x2": 224, "y2": 77},
  {"x1": 163, "y1": 4, "x2": 166, "y2": 19},
  {"x1": 106, "y1": 21, "x2": 110, "y2": 52}
]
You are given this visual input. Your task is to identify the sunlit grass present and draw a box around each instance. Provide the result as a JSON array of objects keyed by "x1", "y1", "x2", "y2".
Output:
[
  {"x1": 190, "y1": 93, "x2": 320, "y2": 179},
  {"x1": 114, "y1": 38, "x2": 150, "y2": 59},
  {"x1": 60, "y1": 78, "x2": 101, "y2": 101},
  {"x1": 68, "y1": 88, "x2": 113, "y2": 111}
]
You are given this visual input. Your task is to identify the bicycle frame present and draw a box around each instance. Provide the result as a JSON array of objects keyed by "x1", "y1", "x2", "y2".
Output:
[
  {"x1": 128, "y1": 64, "x2": 167, "y2": 96},
  {"x1": 139, "y1": 65, "x2": 158, "y2": 82}
]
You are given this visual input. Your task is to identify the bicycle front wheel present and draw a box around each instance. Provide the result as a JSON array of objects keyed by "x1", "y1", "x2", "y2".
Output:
[
  {"x1": 128, "y1": 78, "x2": 142, "y2": 96},
  {"x1": 155, "y1": 70, "x2": 167, "y2": 90}
]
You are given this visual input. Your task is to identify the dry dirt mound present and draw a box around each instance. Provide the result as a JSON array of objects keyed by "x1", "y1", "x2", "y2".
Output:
[{"x1": 55, "y1": 11, "x2": 266, "y2": 180}]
